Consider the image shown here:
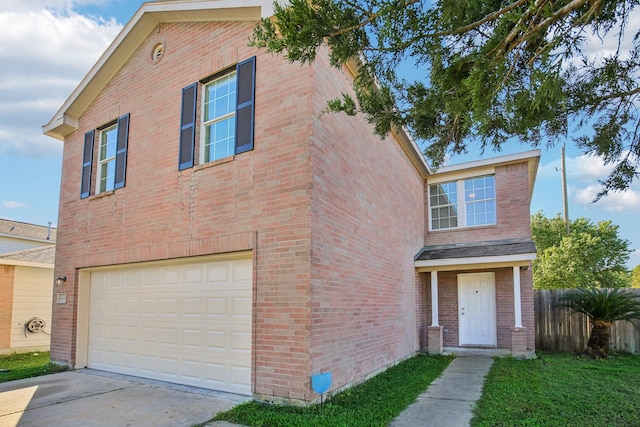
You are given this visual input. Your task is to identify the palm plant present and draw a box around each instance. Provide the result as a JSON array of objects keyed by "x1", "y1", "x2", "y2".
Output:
[{"x1": 558, "y1": 288, "x2": 640, "y2": 359}]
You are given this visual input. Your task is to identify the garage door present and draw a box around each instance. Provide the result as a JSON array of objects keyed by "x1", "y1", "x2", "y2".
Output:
[{"x1": 87, "y1": 257, "x2": 252, "y2": 395}]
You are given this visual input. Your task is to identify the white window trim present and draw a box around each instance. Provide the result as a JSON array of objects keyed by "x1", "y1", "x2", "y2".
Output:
[
  {"x1": 200, "y1": 71, "x2": 237, "y2": 164},
  {"x1": 97, "y1": 123, "x2": 117, "y2": 194},
  {"x1": 429, "y1": 175, "x2": 496, "y2": 231}
]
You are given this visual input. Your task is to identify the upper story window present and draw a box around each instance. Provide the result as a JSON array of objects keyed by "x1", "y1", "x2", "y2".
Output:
[
  {"x1": 203, "y1": 72, "x2": 237, "y2": 162},
  {"x1": 98, "y1": 123, "x2": 117, "y2": 193},
  {"x1": 80, "y1": 113, "x2": 130, "y2": 199},
  {"x1": 429, "y1": 175, "x2": 496, "y2": 230},
  {"x1": 178, "y1": 56, "x2": 256, "y2": 170}
]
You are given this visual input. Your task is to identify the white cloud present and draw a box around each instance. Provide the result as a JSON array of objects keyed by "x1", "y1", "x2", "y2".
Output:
[
  {"x1": 1, "y1": 200, "x2": 28, "y2": 209},
  {"x1": 0, "y1": 1, "x2": 122, "y2": 158},
  {"x1": 540, "y1": 153, "x2": 640, "y2": 212}
]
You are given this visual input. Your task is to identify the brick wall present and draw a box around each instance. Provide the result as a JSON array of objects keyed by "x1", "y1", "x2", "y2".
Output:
[
  {"x1": 307, "y1": 48, "x2": 426, "y2": 395},
  {"x1": 0, "y1": 265, "x2": 15, "y2": 350}
]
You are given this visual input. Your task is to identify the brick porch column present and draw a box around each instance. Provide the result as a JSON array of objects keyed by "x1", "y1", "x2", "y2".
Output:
[
  {"x1": 511, "y1": 326, "x2": 527, "y2": 358},
  {"x1": 428, "y1": 326, "x2": 444, "y2": 354}
]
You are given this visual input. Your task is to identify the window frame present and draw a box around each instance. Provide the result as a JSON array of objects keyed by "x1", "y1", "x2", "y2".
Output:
[
  {"x1": 178, "y1": 56, "x2": 256, "y2": 171},
  {"x1": 200, "y1": 70, "x2": 237, "y2": 164},
  {"x1": 429, "y1": 174, "x2": 496, "y2": 231},
  {"x1": 97, "y1": 121, "x2": 118, "y2": 194}
]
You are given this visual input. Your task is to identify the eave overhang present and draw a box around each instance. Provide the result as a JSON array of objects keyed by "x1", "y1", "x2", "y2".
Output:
[{"x1": 414, "y1": 238, "x2": 537, "y2": 272}]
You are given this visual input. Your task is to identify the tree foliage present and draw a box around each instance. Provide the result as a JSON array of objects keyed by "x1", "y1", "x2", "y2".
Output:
[
  {"x1": 558, "y1": 287, "x2": 640, "y2": 358},
  {"x1": 252, "y1": 0, "x2": 640, "y2": 196},
  {"x1": 531, "y1": 212, "x2": 631, "y2": 289},
  {"x1": 632, "y1": 265, "x2": 640, "y2": 288}
]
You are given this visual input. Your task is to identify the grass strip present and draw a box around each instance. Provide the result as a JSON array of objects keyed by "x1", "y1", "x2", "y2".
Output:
[
  {"x1": 0, "y1": 352, "x2": 68, "y2": 383},
  {"x1": 208, "y1": 354, "x2": 452, "y2": 427},
  {"x1": 471, "y1": 352, "x2": 640, "y2": 427}
]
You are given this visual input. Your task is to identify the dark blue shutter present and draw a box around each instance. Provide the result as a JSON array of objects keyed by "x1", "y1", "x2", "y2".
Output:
[
  {"x1": 114, "y1": 113, "x2": 129, "y2": 189},
  {"x1": 179, "y1": 83, "x2": 197, "y2": 170},
  {"x1": 80, "y1": 130, "x2": 94, "y2": 199},
  {"x1": 235, "y1": 56, "x2": 256, "y2": 154}
]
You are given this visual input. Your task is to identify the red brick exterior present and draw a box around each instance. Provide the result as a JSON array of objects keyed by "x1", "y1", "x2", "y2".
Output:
[{"x1": 0, "y1": 265, "x2": 15, "y2": 350}]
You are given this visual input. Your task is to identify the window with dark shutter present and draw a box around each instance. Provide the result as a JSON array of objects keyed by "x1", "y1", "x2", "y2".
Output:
[
  {"x1": 80, "y1": 130, "x2": 94, "y2": 199},
  {"x1": 114, "y1": 113, "x2": 129, "y2": 189},
  {"x1": 235, "y1": 56, "x2": 256, "y2": 154},
  {"x1": 179, "y1": 83, "x2": 197, "y2": 170}
]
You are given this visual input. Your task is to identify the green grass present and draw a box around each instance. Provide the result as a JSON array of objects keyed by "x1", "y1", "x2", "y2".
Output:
[
  {"x1": 0, "y1": 352, "x2": 68, "y2": 383},
  {"x1": 207, "y1": 354, "x2": 453, "y2": 427},
  {"x1": 471, "y1": 352, "x2": 640, "y2": 427}
]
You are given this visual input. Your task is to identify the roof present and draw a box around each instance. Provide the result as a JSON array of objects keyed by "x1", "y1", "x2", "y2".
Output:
[
  {"x1": 0, "y1": 245, "x2": 56, "y2": 267},
  {"x1": 43, "y1": 0, "x2": 273, "y2": 141},
  {"x1": 0, "y1": 218, "x2": 57, "y2": 243},
  {"x1": 414, "y1": 238, "x2": 536, "y2": 271}
]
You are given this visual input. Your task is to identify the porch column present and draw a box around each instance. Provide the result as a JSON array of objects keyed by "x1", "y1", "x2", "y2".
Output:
[
  {"x1": 511, "y1": 266, "x2": 527, "y2": 358},
  {"x1": 431, "y1": 271, "x2": 439, "y2": 326},
  {"x1": 513, "y1": 266, "x2": 522, "y2": 327},
  {"x1": 427, "y1": 271, "x2": 444, "y2": 354}
]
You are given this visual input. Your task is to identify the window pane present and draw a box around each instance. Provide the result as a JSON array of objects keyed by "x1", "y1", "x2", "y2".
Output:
[
  {"x1": 464, "y1": 175, "x2": 495, "y2": 226},
  {"x1": 97, "y1": 125, "x2": 117, "y2": 194},
  {"x1": 430, "y1": 181, "x2": 458, "y2": 229},
  {"x1": 203, "y1": 72, "x2": 237, "y2": 162}
]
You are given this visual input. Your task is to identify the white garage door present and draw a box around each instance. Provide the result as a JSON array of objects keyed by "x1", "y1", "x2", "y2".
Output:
[{"x1": 88, "y1": 257, "x2": 252, "y2": 395}]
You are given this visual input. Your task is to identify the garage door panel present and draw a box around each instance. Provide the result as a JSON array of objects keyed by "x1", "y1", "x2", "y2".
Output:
[{"x1": 88, "y1": 258, "x2": 253, "y2": 395}]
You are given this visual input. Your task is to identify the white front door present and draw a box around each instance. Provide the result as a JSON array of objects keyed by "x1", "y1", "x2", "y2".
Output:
[{"x1": 458, "y1": 272, "x2": 496, "y2": 346}]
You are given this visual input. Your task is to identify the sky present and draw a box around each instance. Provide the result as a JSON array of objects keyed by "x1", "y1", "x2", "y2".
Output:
[{"x1": 1, "y1": 0, "x2": 640, "y2": 267}]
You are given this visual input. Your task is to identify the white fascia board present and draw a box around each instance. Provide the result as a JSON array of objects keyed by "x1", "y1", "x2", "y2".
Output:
[
  {"x1": 43, "y1": 0, "x2": 267, "y2": 140},
  {"x1": 434, "y1": 150, "x2": 541, "y2": 175},
  {"x1": 0, "y1": 260, "x2": 53, "y2": 268},
  {"x1": 415, "y1": 252, "x2": 536, "y2": 272}
]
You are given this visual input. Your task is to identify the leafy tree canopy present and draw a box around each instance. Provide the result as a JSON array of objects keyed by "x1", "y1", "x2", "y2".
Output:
[
  {"x1": 632, "y1": 264, "x2": 640, "y2": 288},
  {"x1": 531, "y1": 212, "x2": 631, "y2": 289},
  {"x1": 252, "y1": 0, "x2": 640, "y2": 197}
]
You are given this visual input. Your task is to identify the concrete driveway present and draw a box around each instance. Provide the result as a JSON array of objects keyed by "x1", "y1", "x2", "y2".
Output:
[{"x1": 0, "y1": 369, "x2": 250, "y2": 427}]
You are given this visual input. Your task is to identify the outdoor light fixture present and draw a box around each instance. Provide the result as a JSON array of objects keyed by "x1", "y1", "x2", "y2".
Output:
[{"x1": 55, "y1": 276, "x2": 67, "y2": 287}]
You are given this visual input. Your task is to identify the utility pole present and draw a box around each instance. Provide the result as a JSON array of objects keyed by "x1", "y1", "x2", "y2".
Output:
[{"x1": 561, "y1": 143, "x2": 570, "y2": 234}]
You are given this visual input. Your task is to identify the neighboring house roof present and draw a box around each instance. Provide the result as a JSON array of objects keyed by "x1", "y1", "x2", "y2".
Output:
[
  {"x1": 414, "y1": 238, "x2": 536, "y2": 271},
  {"x1": 0, "y1": 245, "x2": 56, "y2": 268},
  {"x1": 0, "y1": 218, "x2": 56, "y2": 243}
]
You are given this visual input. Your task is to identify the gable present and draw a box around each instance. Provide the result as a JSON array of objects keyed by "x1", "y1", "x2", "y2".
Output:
[{"x1": 43, "y1": 0, "x2": 272, "y2": 141}]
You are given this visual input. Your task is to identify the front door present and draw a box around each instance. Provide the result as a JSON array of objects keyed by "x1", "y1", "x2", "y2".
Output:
[{"x1": 458, "y1": 272, "x2": 496, "y2": 346}]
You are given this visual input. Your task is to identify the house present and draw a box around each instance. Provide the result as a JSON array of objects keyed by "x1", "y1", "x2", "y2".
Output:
[
  {"x1": 0, "y1": 219, "x2": 56, "y2": 354},
  {"x1": 43, "y1": 0, "x2": 538, "y2": 402}
]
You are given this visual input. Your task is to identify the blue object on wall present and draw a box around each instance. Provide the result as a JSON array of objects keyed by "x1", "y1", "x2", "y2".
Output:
[{"x1": 311, "y1": 372, "x2": 332, "y2": 394}]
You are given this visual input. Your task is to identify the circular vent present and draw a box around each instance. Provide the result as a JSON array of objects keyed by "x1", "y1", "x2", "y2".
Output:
[{"x1": 151, "y1": 42, "x2": 165, "y2": 63}]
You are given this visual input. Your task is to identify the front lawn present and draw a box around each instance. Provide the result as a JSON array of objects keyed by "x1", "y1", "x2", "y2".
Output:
[
  {"x1": 472, "y1": 352, "x2": 640, "y2": 427},
  {"x1": 205, "y1": 354, "x2": 453, "y2": 427},
  {"x1": 0, "y1": 352, "x2": 68, "y2": 383}
]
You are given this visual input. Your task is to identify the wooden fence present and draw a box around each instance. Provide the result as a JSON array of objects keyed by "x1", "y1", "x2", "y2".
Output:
[{"x1": 534, "y1": 289, "x2": 640, "y2": 354}]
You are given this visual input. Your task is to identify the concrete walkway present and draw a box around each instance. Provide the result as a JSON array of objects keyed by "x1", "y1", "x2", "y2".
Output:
[{"x1": 388, "y1": 356, "x2": 494, "y2": 427}]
